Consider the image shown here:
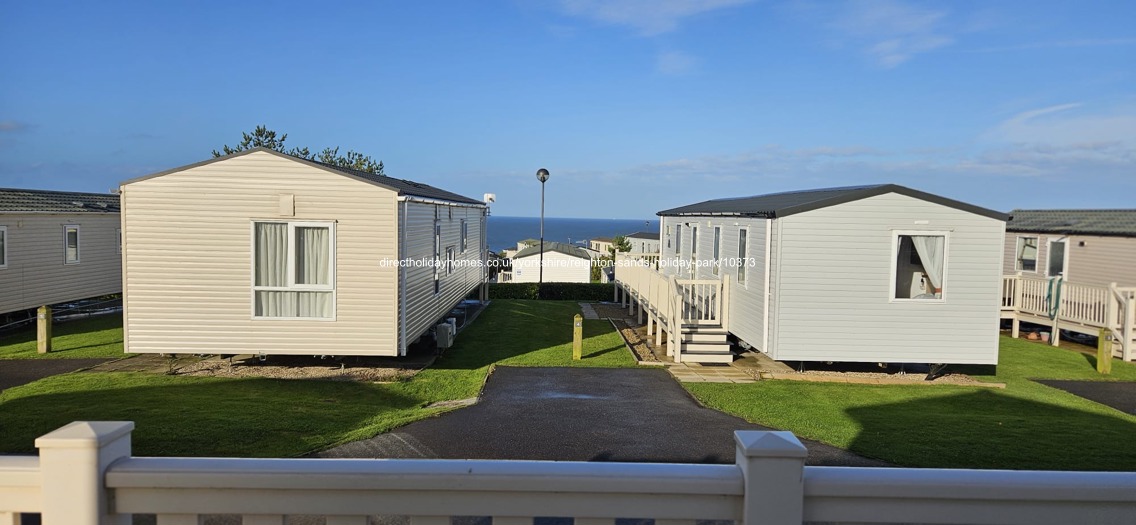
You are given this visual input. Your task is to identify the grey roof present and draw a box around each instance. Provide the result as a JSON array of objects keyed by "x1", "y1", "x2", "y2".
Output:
[
  {"x1": 0, "y1": 188, "x2": 120, "y2": 214},
  {"x1": 625, "y1": 231, "x2": 659, "y2": 240},
  {"x1": 513, "y1": 241, "x2": 591, "y2": 260},
  {"x1": 1007, "y1": 209, "x2": 1136, "y2": 237},
  {"x1": 122, "y1": 147, "x2": 485, "y2": 206},
  {"x1": 657, "y1": 184, "x2": 1007, "y2": 221}
]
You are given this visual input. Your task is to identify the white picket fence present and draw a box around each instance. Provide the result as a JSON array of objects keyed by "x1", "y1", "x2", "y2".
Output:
[
  {"x1": 1001, "y1": 274, "x2": 1136, "y2": 360},
  {"x1": 2, "y1": 421, "x2": 1135, "y2": 525}
]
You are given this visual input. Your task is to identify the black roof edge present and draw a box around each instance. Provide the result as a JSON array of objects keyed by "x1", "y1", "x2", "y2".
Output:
[
  {"x1": 656, "y1": 184, "x2": 1008, "y2": 221},
  {"x1": 121, "y1": 147, "x2": 485, "y2": 206}
]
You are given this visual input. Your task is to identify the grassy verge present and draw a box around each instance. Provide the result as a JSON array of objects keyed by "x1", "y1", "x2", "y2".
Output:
[
  {"x1": 685, "y1": 336, "x2": 1136, "y2": 471},
  {"x1": 0, "y1": 313, "x2": 126, "y2": 359},
  {"x1": 0, "y1": 300, "x2": 634, "y2": 456}
]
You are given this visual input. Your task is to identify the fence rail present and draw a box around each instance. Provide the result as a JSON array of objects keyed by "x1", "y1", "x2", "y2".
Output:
[
  {"x1": 1001, "y1": 274, "x2": 1136, "y2": 361},
  {"x1": 3, "y1": 421, "x2": 1136, "y2": 525}
]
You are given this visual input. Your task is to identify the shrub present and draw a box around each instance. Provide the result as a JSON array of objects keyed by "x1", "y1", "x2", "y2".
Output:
[{"x1": 488, "y1": 283, "x2": 614, "y2": 301}]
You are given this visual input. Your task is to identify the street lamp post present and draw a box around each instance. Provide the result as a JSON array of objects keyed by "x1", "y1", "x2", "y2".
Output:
[{"x1": 536, "y1": 168, "x2": 550, "y2": 293}]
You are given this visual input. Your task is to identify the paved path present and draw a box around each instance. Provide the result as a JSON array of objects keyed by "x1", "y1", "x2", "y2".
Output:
[
  {"x1": 1036, "y1": 379, "x2": 1136, "y2": 415},
  {"x1": 0, "y1": 358, "x2": 111, "y2": 391},
  {"x1": 319, "y1": 366, "x2": 887, "y2": 466}
]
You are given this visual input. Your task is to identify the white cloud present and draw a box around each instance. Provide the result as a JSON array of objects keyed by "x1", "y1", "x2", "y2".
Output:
[
  {"x1": 557, "y1": 0, "x2": 753, "y2": 36},
  {"x1": 828, "y1": 0, "x2": 955, "y2": 67},
  {"x1": 987, "y1": 103, "x2": 1136, "y2": 146},
  {"x1": 656, "y1": 50, "x2": 698, "y2": 75}
]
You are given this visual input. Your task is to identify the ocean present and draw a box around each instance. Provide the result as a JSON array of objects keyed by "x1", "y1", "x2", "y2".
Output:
[{"x1": 488, "y1": 216, "x2": 659, "y2": 253}]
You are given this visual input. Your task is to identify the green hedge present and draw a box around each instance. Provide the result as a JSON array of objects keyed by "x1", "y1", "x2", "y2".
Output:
[{"x1": 488, "y1": 283, "x2": 614, "y2": 301}]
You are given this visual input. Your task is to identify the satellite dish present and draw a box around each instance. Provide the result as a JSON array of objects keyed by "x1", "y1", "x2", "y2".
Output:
[{"x1": 483, "y1": 193, "x2": 497, "y2": 204}]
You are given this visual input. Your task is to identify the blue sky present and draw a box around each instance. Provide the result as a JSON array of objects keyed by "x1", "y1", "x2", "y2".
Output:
[{"x1": 1, "y1": 0, "x2": 1133, "y2": 219}]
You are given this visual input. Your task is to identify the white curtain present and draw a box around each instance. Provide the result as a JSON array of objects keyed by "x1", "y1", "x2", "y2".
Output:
[
  {"x1": 254, "y1": 223, "x2": 332, "y2": 318},
  {"x1": 255, "y1": 223, "x2": 286, "y2": 287},
  {"x1": 295, "y1": 227, "x2": 330, "y2": 285},
  {"x1": 911, "y1": 235, "x2": 945, "y2": 294}
]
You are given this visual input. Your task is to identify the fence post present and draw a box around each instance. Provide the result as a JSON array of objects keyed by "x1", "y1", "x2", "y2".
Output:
[
  {"x1": 36, "y1": 421, "x2": 134, "y2": 525},
  {"x1": 735, "y1": 430, "x2": 808, "y2": 525}
]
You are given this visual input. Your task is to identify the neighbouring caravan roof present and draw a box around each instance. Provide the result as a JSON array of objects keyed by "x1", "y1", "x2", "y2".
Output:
[
  {"x1": 0, "y1": 188, "x2": 120, "y2": 213},
  {"x1": 625, "y1": 231, "x2": 659, "y2": 240},
  {"x1": 1008, "y1": 209, "x2": 1136, "y2": 237},
  {"x1": 123, "y1": 147, "x2": 486, "y2": 206},
  {"x1": 657, "y1": 184, "x2": 1007, "y2": 221},
  {"x1": 514, "y1": 241, "x2": 591, "y2": 260}
]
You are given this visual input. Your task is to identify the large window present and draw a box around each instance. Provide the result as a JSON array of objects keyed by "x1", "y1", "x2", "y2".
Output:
[
  {"x1": 433, "y1": 220, "x2": 441, "y2": 294},
  {"x1": 892, "y1": 232, "x2": 947, "y2": 300},
  {"x1": 674, "y1": 224, "x2": 681, "y2": 255},
  {"x1": 737, "y1": 229, "x2": 747, "y2": 285},
  {"x1": 64, "y1": 225, "x2": 80, "y2": 264},
  {"x1": 253, "y1": 221, "x2": 335, "y2": 319},
  {"x1": 1048, "y1": 239, "x2": 1066, "y2": 277},
  {"x1": 689, "y1": 225, "x2": 698, "y2": 277},
  {"x1": 1015, "y1": 236, "x2": 1038, "y2": 272},
  {"x1": 0, "y1": 226, "x2": 7, "y2": 269}
]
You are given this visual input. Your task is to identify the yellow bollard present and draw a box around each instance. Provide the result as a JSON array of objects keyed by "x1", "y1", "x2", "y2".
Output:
[
  {"x1": 37, "y1": 305, "x2": 52, "y2": 354},
  {"x1": 1097, "y1": 328, "x2": 1112, "y2": 375},
  {"x1": 572, "y1": 314, "x2": 583, "y2": 360}
]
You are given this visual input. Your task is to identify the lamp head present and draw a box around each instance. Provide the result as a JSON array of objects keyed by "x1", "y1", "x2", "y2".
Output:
[{"x1": 536, "y1": 168, "x2": 550, "y2": 183}]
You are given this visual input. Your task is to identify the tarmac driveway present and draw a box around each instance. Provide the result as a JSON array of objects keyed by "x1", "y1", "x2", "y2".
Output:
[
  {"x1": 319, "y1": 366, "x2": 886, "y2": 466},
  {"x1": 0, "y1": 359, "x2": 110, "y2": 392}
]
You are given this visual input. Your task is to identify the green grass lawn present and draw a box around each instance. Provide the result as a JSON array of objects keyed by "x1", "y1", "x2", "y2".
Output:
[
  {"x1": 0, "y1": 313, "x2": 126, "y2": 359},
  {"x1": 686, "y1": 336, "x2": 1136, "y2": 471},
  {"x1": 0, "y1": 300, "x2": 634, "y2": 456}
]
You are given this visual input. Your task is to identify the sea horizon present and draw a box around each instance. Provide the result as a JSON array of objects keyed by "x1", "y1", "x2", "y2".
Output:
[{"x1": 487, "y1": 215, "x2": 660, "y2": 253}]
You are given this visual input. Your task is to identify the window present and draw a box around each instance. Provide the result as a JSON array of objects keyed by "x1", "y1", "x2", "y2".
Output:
[
  {"x1": 116, "y1": 228, "x2": 122, "y2": 255},
  {"x1": 0, "y1": 226, "x2": 7, "y2": 269},
  {"x1": 460, "y1": 219, "x2": 468, "y2": 252},
  {"x1": 1048, "y1": 239, "x2": 1066, "y2": 277},
  {"x1": 892, "y1": 232, "x2": 947, "y2": 300},
  {"x1": 1015, "y1": 236, "x2": 1038, "y2": 272},
  {"x1": 674, "y1": 225, "x2": 682, "y2": 255},
  {"x1": 737, "y1": 229, "x2": 747, "y2": 284},
  {"x1": 433, "y1": 220, "x2": 441, "y2": 294},
  {"x1": 252, "y1": 221, "x2": 335, "y2": 319},
  {"x1": 690, "y1": 226, "x2": 698, "y2": 276},
  {"x1": 64, "y1": 225, "x2": 80, "y2": 264},
  {"x1": 712, "y1": 226, "x2": 721, "y2": 275},
  {"x1": 447, "y1": 247, "x2": 456, "y2": 275}
]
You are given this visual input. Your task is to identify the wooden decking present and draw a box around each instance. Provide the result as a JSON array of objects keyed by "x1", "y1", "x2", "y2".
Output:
[
  {"x1": 613, "y1": 253, "x2": 734, "y2": 363},
  {"x1": 1001, "y1": 274, "x2": 1136, "y2": 361}
]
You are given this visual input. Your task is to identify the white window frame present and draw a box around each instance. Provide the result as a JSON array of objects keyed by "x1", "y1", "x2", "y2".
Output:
[
  {"x1": 433, "y1": 220, "x2": 442, "y2": 295},
  {"x1": 737, "y1": 227, "x2": 748, "y2": 286},
  {"x1": 446, "y1": 246, "x2": 456, "y2": 275},
  {"x1": 1014, "y1": 235, "x2": 1038, "y2": 273},
  {"x1": 689, "y1": 225, "x2": 698, "y2": 277},
  {"x1": 116, "y1": 228, "x2": 122, "y2": 255},
  {"x1": 250, "y1": 220, "x2": 337, "y2": 321},
  {"x1": 889, "y1": 230, "x2": 950, "y2": 303},
  {"x1": 460, "y1": 219, "x2": 468, "y2": 253},
  {"x1": 0, "y1": 226, "x2": 7, "y2": 270},
  {"x1": 1046, "y1": 238, "x2": 1069, "y2": 279},
  {"x1": 712, "y1": 226, "x2": 721, "y2": 276},
  {"x1": 63, "y1": 225, "x2": 81, "y2": 265}
]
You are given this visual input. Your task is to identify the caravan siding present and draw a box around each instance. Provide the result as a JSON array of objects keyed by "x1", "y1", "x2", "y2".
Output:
[
  {"x1": 512, "y1": 251, "x2": 590, "y2": 283},
  {"x1": 122, "y1": 151, "x2": 399, "y2": 356},
  {"x1": 1002, "y1": 232, "x2": 1136, "y2": 287},
  {"x1": 400, "y1": 201, "x2": 485, "y2": 349},
  {"x1": 773, "y1": 193, "x2": 1003, "y2": 364},
  {"x1": 0, "y1": 213, "x2": 121, "y2": 314}
]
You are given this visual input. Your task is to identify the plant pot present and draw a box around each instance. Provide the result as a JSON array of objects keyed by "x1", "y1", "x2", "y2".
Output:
[{"x1": 1040, "y1": 332, "x2": 1051, "y2": 343}]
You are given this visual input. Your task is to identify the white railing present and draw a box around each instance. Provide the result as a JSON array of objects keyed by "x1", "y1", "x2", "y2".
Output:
[
  {"x1": 676, "y1": 279, "x2": 722, "y2": 325},
  {"x1": 497, "y1": 271, "x2": 513, "y2": 283},
  {"x1": 1002, "y1": 274, "x2": 1136, "y2": 360},
  {"x1": 615, "y1": 253, "x2": 726, "y2": 327},
  {"x1": 4, "y1": 421, "x2": 1136, "y2": 525}
]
